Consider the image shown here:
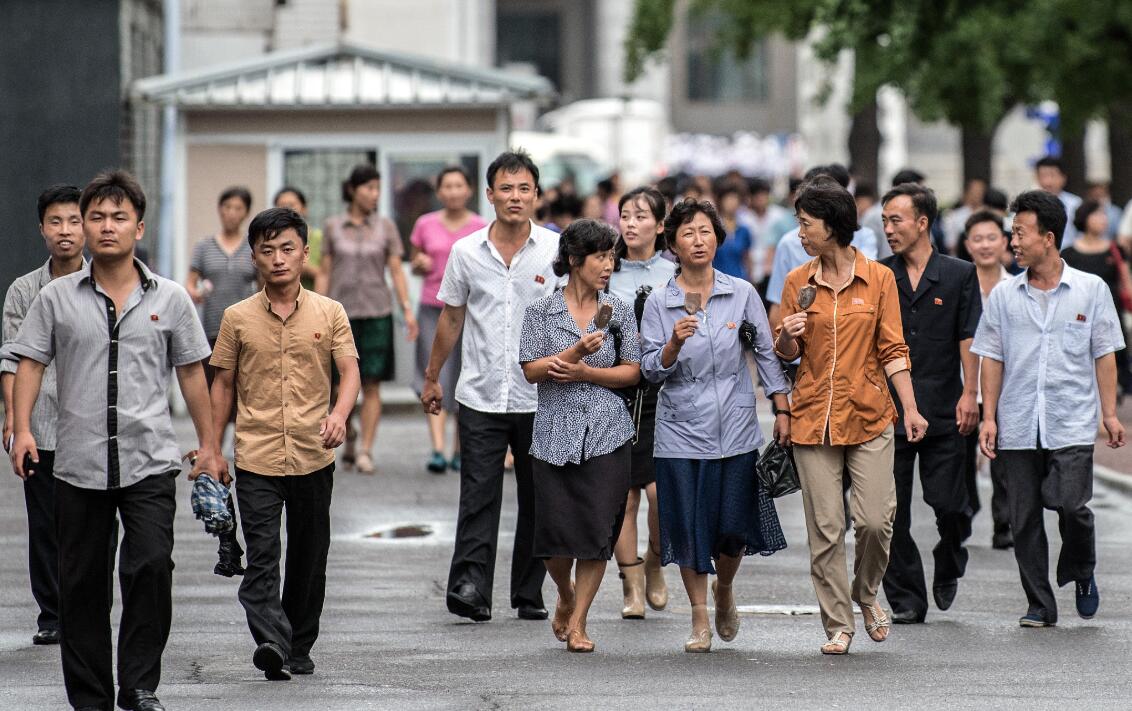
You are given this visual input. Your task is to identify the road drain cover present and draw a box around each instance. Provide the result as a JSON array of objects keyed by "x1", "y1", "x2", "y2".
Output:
[{"x1": 367, "y1": 524, "x2": 433, "y2": 539}]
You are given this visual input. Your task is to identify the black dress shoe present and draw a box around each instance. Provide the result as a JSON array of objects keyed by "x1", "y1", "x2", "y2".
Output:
[
  {"x1": 32, "y1": 628, "x2": 60, "y2": 645},
  {"x1": 447, "y1": 583, "x2": 491, "y2": 622},
  {"x1": 119, "y1": 689, "x2": 165, "y2": 711},
  {"x1": 992, "y1": 532, "x2": 1014, "y2": 550},
  {"x1": 891, "y1": 609, "x2": 925, "y2": 624},
  {"x1": 253, "y1": 641, "x2": 291, "y2": 681},
  {"x1": 933, "y1": 579, "x2": 959, "y2": 611},
  {"x1": 516, "y1": 604, "x2": 549, "y2": 620},
  {"x1": 287, "y1": 655, "x2": 315, "y2": 675}
]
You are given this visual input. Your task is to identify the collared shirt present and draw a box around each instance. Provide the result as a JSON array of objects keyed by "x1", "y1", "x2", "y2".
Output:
[
  {"x1": 190, "y1": 236, "x2": 258, "y2": 339},
  {"x1": 765, "y1": 226, "x2": 879, "y2": 304},
  {"x1": 8, "y1": 259, "x2": 211, "y2": 490},
  {"x1": 641, "y1": 271, "x2": 790, "y2": 459},
  {"x1": 518, "y1": 290, "x2": 639, "y2": 466},
  {"x1": 437, "y1": 220, "x2": 563, "y2": 414},
  {"x1": 0, "y1": 259, "x2": 87, "y2": 450},
  {"x1": 881, "y1": 250, "x2": 982, "y2": 436},
  {"x1": 971, "y1": 262, "x2": 1125, "y2": 450},
  {"x1": 774, "y1": 248, "x2": 911, "y2": 446},
  {"x1": 210, "y1": 288, "x2": 357, "y2": 476},
  {"x1": 322, "y1": 212, "x2": 403, "y2": 319},
  {"x1": 607, "y1": 252, "x2": 677, "y2": 321}
]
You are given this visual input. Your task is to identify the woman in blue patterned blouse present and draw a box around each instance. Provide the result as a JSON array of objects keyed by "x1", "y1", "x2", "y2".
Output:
[{"x1": 519, "y1": 219, "x2": 642, "y2": 653}]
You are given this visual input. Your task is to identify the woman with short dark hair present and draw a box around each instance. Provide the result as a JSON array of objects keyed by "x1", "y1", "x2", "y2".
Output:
[
  {"x1": 775, "y1": 177, "x2": 927, "y2": 655},
  {"x1": 519, "y1": 219, "x2": 641, "y2": 653},
  {"x1": 640, "y1": 198, "x2": 791, "y2": 653}
]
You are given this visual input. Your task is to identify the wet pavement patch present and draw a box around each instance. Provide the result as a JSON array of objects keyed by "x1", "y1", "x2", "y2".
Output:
[{"x1": 366, "y1": 524, "x2": 434, "y2": 539}]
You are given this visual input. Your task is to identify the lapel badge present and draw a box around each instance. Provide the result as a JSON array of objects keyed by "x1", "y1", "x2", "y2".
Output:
[
  {"x1": 150, "y1": 313, "x2": 159, "y2": 321},
  {"x1": 851, "y1": 297, "x2": 864, "y2": 306},
  {"x1": 1076, "y1": 313, "x2": 1087, "y2": 322},
  {"x1": 726, "y1": 322, "x2": 736, "y2": 329},
  {"x1": 314, "y1": 332, "x2": 322, "y2": 340},
  {"x1": 534, "y1": 274, "x2": 546, "y2": 284},
  {"x1": 934, "y1": 297, "x2": 943, "y2": 306}
]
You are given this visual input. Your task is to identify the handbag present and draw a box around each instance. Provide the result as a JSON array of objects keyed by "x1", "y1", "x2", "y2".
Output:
[{"x1": 756, "y1": 439, "x2": 800, "y2": 498}]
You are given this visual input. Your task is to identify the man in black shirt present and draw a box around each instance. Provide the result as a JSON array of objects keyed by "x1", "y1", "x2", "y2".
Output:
[{"x1": 880, "y1": 182, "x2": 982, "y2": 623}]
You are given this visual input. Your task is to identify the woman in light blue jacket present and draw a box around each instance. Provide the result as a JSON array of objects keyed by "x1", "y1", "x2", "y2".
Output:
[{"x1": 640, "y1": 198, "x2": 791, "y2": 653}]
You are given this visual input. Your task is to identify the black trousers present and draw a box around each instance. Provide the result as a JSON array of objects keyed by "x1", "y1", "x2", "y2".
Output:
[
  {"x1": 962, "y1": 428, "x2": 1011, "y2": 537},
  {"x1": 882, "y1": 433, "x2": 972, "y2": 617},
  {"x1": 24, "y1": 449, "x2": 59, "y2": 633},
  {"x1": 997, "y1": 443, "x2": 1095, "y2": 623},
  {"x1": 235, "y1": 463, "x2": 333, "y2": 661},
  {"x1": 449, "y1": 407, "x2": 545, "y2": 611},
  {"x1": 56, "y1": 473, "x2": 176, "y2": 710}
]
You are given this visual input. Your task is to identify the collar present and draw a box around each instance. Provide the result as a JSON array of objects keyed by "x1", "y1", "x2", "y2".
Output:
[
  {"x1": 80, "y1": 257, "x2": 157, "y2": 292},
  {"x1": 546, "y1": 287, "x2": 611, "y2": 315},
  {"x1": 890, "y1": 247, "x2": 942, "y2": 284},
  {"x1": 620, "y1": 251, "x2": 667, "y2": 268},
  {"x1": 38, "y1": 256, "x2": 89, "y2": 287},
  {"x1": 663, "y1": 269, "x2": 735, "y2": 308},
  {"x1": 258, "y1": 285, "x2": 307, "y2": 311},
  {"x1": 343, "y1": 211, "x2": 375, "y2": 229},
  {"x1": 806, "y1": 247, "x2": 869, "y2": 288},
  {"x1": 476, "y1": 219, "x2": 539, "y2": 246},
  {"x1": 1016, "y1": 259, "x2": 1077, "y2": 292}
]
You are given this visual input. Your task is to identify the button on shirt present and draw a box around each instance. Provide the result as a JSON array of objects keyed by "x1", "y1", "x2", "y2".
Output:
[
  {"x1": 971, "y1": 262, "x2": 1125, "y2": 450},
  {"x1": 881, "y1": 250, "x2": 982, "y2": 436},
  {"x1": 640, "y1": 272, "x2": 790, "y2": 459},
  {"x1": 8, "y1": 259, "x2": 211, "y2": 490},
  {"x1": 437, "y1": 220, "x2": 563, "y2": 414},
  {"x1": 210, "y1": 288, "x2": 358, "y2": 476},
  {"x1": 518, "y1": 290, "x2": 639, "y2": 466}
]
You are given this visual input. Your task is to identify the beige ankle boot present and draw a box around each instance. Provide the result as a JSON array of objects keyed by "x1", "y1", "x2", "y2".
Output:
[
  {"x1": 618, "y1": 559, "x2": 646, "y2": 619},
  {"x1": 644, "y1": 545, "x2": 669, "y2": 611}
]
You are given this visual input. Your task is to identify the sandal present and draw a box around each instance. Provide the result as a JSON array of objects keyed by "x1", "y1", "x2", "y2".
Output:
[
  {"x1": 861, "y1": 603, "x2": 890, "y2": 642},
  {"x1": 821, "y1": 632, "x2": 852, "y2": 655}
]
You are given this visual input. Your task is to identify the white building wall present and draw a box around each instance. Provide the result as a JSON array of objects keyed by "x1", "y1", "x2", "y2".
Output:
[
  {"x1": 592, "y1": 0, "x2": 669, "y2": 105},
  {"x1": 344, "y1": 0, "x2": 493, "y2": 66},
  {"x1": 274, "y1": 0, "x2": 341, "y2": 48}
]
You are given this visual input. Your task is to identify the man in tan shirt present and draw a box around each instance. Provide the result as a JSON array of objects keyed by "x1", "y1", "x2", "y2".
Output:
[{"x1": 209, "y1": 207, "x2": 359, "y2": 681}]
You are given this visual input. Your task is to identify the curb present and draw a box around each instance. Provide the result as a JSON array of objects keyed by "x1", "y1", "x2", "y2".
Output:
[{"x1": 1095, "y1": 463, "x2": 1132, "y2": 496}]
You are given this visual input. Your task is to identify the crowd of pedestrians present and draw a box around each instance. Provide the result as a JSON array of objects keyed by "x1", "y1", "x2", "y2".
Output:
[{"x1": 0, "y1": 147, "x2": 1128, "y2": 709}]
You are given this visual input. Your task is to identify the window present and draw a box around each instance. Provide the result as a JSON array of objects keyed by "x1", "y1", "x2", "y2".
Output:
[
  {"x1": 685, "y1": 12, "x2": 769, "y2": 102},
  {"x1": 282, "y1": 149, "x2": 378, "y2": 231},
  {"x1": 496, "y1": 10, "x2": 561, "y2": 89}
]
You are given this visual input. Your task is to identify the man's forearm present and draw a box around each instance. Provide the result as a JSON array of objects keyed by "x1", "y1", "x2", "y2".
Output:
[
  {"x1": 1096, "y1": 353, "x2": 1118, "y2": 418},
  {"x1": 2, "y1": 372, "x2": 13, "y2": 417},
  {"x1": 177, "y1": 364, "x2": 216, "y2": 451},
  {"x1": 209, "y1": 379, "x2": 236, "y2": 451},
  {"x1": 979, "y1": 357, "x2": 1003, "y2": 422},
  {"x1": 333, "y1": 359, "x2": 361, "y2": 420},
  {"x1": 424, "y1": 306, "x2": 464, "y2": 380},
  {"x1": 12, "y1": 359, "x2": 45, "y2": 433},
  {"x1": 959, "y1": 339, "x2": 979, "y2": 395}
]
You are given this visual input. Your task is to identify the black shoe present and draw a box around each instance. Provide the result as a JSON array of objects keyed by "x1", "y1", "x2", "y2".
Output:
[
  {"x1": 253, "y1": 641, "x2": 291, "y2": 681},
  {"x1": 933, "y1": 579, "x2": 959, "y2": 611},
  {"x1": 891, "y1": 609, "x2": 925, "y2": 624},
  {"x1": 992, "y1": 531, "x2": 1013, "y2": 550},
  {"x1": 118, "y1": 689, "x2": 165, "y2": 711},
  {"x1": 516, "y1": 604, "x2": 549, "y2": 620},
  {"x1": 214, "y1": 535, "x2": 246, "y2": 577},
  {"x1": 447, "y1": 583, "x2": 491, "y2": 622},
  {"x1": 32, "y1": 628, "x2": 60, "y2": 645},
  {"x1": 287, "y1": 655, "x2": 315, "y2": 675},
  {"x1": 1075, "y1": 575, "x2": 1099, "y2": 619}
]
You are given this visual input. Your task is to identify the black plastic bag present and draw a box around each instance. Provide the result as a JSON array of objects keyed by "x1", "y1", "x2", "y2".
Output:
[{"x1": 756, "y1": 440, "x2": 800, "y2": 498}]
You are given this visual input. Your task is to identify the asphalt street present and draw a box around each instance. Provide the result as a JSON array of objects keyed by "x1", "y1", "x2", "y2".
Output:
[{"x1": 1, "y1": 409, "x2": 1130, "y2": 710}]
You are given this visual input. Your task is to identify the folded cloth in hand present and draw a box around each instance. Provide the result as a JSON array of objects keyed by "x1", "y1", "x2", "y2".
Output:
[{"x1": 191, "y1": 475, "x2": 235, "y2": 536}]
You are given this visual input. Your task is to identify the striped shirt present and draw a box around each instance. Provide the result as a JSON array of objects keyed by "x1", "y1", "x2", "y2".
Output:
[
  {"x1": 0, "y1": 259, "x2": 87, "y2": 450},
  {"x1": 7, "y1": 259, "x2": 211, "y2": 490},
  {"x1": 190, "y1": 236, "x2": 258, "y2": 339}
]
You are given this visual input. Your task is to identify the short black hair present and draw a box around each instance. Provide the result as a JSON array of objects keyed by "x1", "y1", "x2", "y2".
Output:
[
  {"x1": 37, "y1": 184, "x2": 81, "y2": 223},
  {"x1": 219, "y1": 185, "x2": 252, "y2": 210},
  {"x1": 552, "y1": 218, "x2": 616, "y2": 277},
  {"x1": 664, "y1": 197, "x2": 727, "y2": 253},
  {"x1": 882, "y1": 182, "x2": 939, "y2": 230},
  {"x1": 80, "y1": 170, "x2": 146, "y2": 220},
  {"x1": 1035, "y1": 155, "x2": 1065, "y2": 175},
  {"x1": 655, "y1": 176, "x2": 678, "y2": 204},
  {"x1": 787, "y1": 176, "x2": 804, "y2": 195},
  {"x1": 795, "y1": 176, "x2": 859, "y2": 247},
  {"x1": 984, "y1": 187, "x2": 1009, "y2": 212},
  {"x1": 273, "y1": 185, "x2": 307, "y2": 207},
  {"x1": 747, "y1": 176, "x2": 772, "y2": 196},
  {"x1": 1073, "y1": 199, "x2": 1104, "y2": 234},
  {"x1": 854, "y1": 181, "x2": 877, "y2": 201},
  {"x1": 487, "y1": 150, "x2": 540, "y2": 192},
  {"x1": 803, "y1": 163, "x2": 851, "y2": 189},
  {"x1": 436, "y1": 165, "x2": 472, "y2": 188},
  {"x1": 1010, "y1": 189, "x2": 1068, "y2": 248},
  {"x1": 891, "y1": 168, "x2": 925, "y2": 186},
  {"x1": 341, "y1": 164, "x2": 380, "y2": 203},
  {"x1": 549, "y1": 194, "x2": 583, "y2": 219},
  {"x1": 964, "y1": 209, "x2": 1004, "y2": 236},
  {"x1": 616, "y1": 186, "x2": 667, "y2": 258},
  {"x1": 247, "y1": 207, "x2": 309, "y2": 248}
]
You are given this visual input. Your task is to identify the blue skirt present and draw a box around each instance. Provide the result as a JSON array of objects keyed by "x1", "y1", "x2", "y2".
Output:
[{"x1": 655, "y1": 451, "x2": 787, "y2": 574}]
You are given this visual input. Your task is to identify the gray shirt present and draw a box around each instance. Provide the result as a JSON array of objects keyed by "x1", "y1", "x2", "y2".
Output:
[
  {"x1": 0, "y1": 259, "x2": 86, "y2": 450},
  {"x1": 190, "y1": 236, "x2": 258, "y2": 339},
  {"x1": 7, "y1": 259, "x2": 212, "y2": 490}
]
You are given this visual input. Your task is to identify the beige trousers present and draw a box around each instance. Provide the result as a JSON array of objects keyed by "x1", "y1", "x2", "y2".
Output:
[{"x1": 794, "y1": 426, "x2": 896, "y2": 640}]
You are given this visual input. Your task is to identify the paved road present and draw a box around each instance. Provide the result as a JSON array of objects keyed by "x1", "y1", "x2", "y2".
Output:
[{"x1": 1, "y1": 410, "x2": 1130, "y2": 710}]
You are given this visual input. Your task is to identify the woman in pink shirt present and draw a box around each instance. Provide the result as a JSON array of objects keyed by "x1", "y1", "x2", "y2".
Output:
[{"x1": 411, "y1": 166, "x2": 487, "y2": 473}]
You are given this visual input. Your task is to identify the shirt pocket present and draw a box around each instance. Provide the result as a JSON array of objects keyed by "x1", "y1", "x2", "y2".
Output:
[
  {"x1": 1061, "y1": 321, "x2": 1090, "y2": 357},
  {"x1": 656, "y1": 398, "x2": 699, "y2": 423}
]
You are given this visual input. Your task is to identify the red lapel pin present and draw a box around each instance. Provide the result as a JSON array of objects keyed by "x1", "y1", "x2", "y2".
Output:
[{"x1": 150, "y1": 314, "x2": 159, "y2": 321}]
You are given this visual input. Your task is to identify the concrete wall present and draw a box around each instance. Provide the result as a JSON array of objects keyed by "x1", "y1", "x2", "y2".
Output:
[
  {"x1": 346, "y1": 0, "x2": 494, "y2": 66},
  {"x1": 185, "y1": 143, "x2": 267, "y2": 256}
]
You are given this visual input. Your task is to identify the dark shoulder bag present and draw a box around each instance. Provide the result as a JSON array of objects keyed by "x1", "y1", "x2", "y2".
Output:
[{"x1": 739, "y1": 320, "x2": 801, "y2": 498}]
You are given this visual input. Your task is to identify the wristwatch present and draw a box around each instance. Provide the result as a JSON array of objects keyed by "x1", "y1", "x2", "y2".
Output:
[{"x1": 774, "y1": 408, "x2": 791, "y2": 416}]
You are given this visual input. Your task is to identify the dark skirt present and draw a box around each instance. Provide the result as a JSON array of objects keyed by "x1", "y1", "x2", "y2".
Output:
[
  {"x1": 350, "y1": 315, "x2": 395, "y2": 382},
  {"x1": 628, "y1": 385, "x2": 659, "y2": 488},
  {"x1": 533, "y1": 443, "x2": 631, "y2": 561},
  {"x1": 655, "y1": 451, "x2": 787, "y2": 575}
]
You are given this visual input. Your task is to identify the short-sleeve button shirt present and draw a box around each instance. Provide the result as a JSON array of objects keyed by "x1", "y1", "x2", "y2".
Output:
[
  {"x1": 881, "y1": 250, "x2": 982, "y2": 436},
  {"x1": 518, "y1": 290, "x2": 639, "y2": 466},
  {"x1": 437, "y1": 220, "x2": 563, "y2": 413},
  {"x1": 190, "y1": 236, "x2": 258, "y2": 339},
  {"x1": 7, "y1": 259, "x2": 211, "y2": 490},
  {"x1": 210, "y1": 288, "x2": 358, "y2": 476},
  {"x1": 322, "y1": 212, "x2": 403, "y2": 319},
  {"x1": 971, "y1": 262, "x2": 1125, "y2": 450}
]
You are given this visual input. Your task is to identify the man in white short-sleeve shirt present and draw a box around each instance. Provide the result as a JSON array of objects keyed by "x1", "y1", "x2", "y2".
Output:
[{"x1": 422, "y1": 151, "x2": 562, "y2": 623}]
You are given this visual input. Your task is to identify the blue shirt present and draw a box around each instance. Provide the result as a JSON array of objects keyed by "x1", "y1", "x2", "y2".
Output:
[
  {"x1": 518, "y1": 290, "x2": 640, "y2": 466},
  {"x1": 712, "y1": 225, "x2": 752, "y2": 281},
  {"x1": 765, "y1": 227, "x2": 879, "y2": 304},
  {"x1": 640, "y1": 271, "x2": 790, "y2": 459},
  {"x1": 971, "y1": 262, "x2": 1125, "y2": 450},
  {"x1": 607, "y1": 252, "x2": 677, "y2": 318}
]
